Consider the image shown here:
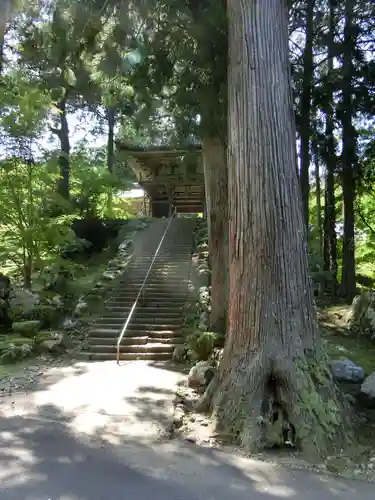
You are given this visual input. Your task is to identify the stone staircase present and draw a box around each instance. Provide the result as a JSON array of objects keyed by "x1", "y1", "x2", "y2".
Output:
[{"x1": 86, "y1": 218, "x2": 196, "y2": 361}]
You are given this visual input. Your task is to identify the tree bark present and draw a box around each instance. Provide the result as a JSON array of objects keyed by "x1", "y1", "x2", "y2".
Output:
[
  {"x1": 55, "y1": 96, "x2": 70, "y2": 200},
  {"x1": 202, "y1": 136, "x2": 228, "y2": 334},
  {"x1": 340, "y1": 0, "x2": 357, "y2": 302},
  {"x1": 323, "y1": 0, "x2": 338, "y2": 296},
  {"x1": 106, "y1": 106, "x2": 116, "y2": 216},
  {"x1": 201, "y1": 0, "x2": 350, "y2": 454},
  {"x1": 299, "y1": 0, "x2": 315, "y2": 230},
  {"x1": 107, "y1": 107, "x2": 115, "y2": 173},
  {"x1": 0, "y1": 0, "x2": 11, "y2": 75},
  {"x1": 314, "y1": 148, "x2": 323, "y2": 259}
]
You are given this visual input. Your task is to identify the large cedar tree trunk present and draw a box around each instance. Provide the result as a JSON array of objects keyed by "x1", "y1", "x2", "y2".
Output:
[
  {"x1": 340, "y1": 0, "x2": 357, "y2": 302},
  {"x1": 201, "y1": 0, "x2": 350, "y2": 454},
  {"x1": 323, "y1": 0, "x2": 338, "y2": 296},
  {"x1": 202, "y1": 136, "x2": 228, "y2": 334},
  {"x1": 299, "y1": 0, "x2": 315, "y2": 230}
]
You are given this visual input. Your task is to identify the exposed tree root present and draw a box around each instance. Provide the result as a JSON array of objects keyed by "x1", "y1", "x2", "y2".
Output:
[{"x1": 197, "y1": 345, "x2": 353, "y2": 457}]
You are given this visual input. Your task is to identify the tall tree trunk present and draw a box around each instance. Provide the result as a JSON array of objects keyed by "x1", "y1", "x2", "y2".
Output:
[
  {"x1": 323, "y1": 0, "x2": 338, "y2": 296},
  {"x1": 299, "y1": 0, "x2": 315, "y2": 230},
  {"x1": 55, "y1": 96, "x2": 70, "y2": 200},
  {"x1": 314, "y1": 147, "x2": 323, "y2": 258},
  {"x1": 340, "y1": 0, "x2": 357, "y2": 302},
  {"x1": 0, "y1": 0, "x2": 11, "y2": 75},
  {"x1": 202, "y1": 136, "x2": 228, "y2": 334},
  {"x1": 106, "y1": 106, "x2": 116, "y2": 216},
  {"x1": 107, "y1": 107, "x2": 115, "y2": 173},
  {"x1": 201, "y1": 0, "x2": 350, "y2": 454}
]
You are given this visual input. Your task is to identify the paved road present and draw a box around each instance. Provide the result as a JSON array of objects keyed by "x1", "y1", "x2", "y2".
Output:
[{"x1": 0, "y1": 361, "x2": 374, "y2": 499}]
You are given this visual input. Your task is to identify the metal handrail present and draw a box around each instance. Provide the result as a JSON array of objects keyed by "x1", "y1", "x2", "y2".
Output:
[{"x1": 116, "y1": 207, "x2": 177, "y2": 364}]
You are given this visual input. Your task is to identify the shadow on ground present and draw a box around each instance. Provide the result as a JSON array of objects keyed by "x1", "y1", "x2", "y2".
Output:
[{"x1": 0, "y1": 360, "x2": 374, "y2": 499}]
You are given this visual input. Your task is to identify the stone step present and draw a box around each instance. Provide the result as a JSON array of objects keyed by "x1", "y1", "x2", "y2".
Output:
[
  {"x1": 147, "y1": 330, "x2": 183, "y2": 339},
  {"x1": 116, "y1": 282, "x2": 189, "y2": 288},
  {"x1": 89, "y1": 329, "x2": 178, "y2": 338},
  {"x1": 88, "y1": 336, "x2": 183, "y2": 346},
  {"x1": 117, "y1": 273, "x2": 189, "y2": 279},
  {"x1": 88, "y1": 336, "x2": 148, "y2": 345},
  {"x1": 90, "y1": 324, "x2": 182, "y2": 335},
  {"x1": 103, "y1": 306, "x2": 183, "y2": 314},
  {"x1": 106, "y1": 299, "x2": 187, "y2": 307},
  {"x1": 80, "y1": 352, "x2": 173, "y2": 361},
  {"x1": 89, "y1": 343, "x2": 176, "y2": 354},
  {"x1": 94, "y1": 317, "x2": 182, "y2": 327},
  {"x1": 96, "y1": 312, "x2": 182, "y2": 323},
  {"x1": 93, "y1": 318, "x2": 183, "y2": 329},
  {"x1": 131, "y1": 252, "x2": 191, "y2": 258},
  {"x1": 125, "y1": 263, "x2": 190, "y2": 269},
  {"x1": 101, "y1": 304, "x2": 183, "y2": 319},
  {"x1": 118, "y1": 275, "x2": 190, "y2": 282},
  {"x1": 148, "y1": 337, "x2": 184, "y2": 344},
  {"x1": 112, "y1": 291, "x2": 188, "y2": 298},
  {"x1": 109, "y1": 292, "x2": 187, "y2": 299}
]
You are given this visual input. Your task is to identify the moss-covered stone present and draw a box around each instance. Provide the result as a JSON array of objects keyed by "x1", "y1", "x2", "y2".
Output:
[
  {"x1": 12, "y1": 320, "x2": 41, "y2": 337},
  {"x1": 31, "y1": 304, "x2": 60, "y2": 328}
]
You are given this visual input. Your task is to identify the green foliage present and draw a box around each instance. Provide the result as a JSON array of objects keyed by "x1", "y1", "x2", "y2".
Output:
[
  {"x1": 0, "y1": 72, "x2": 51, "y2": 145},
  {"x1": 69, "y1": 145, "x2": 133, "y2": 218},
  {"x1": 188, "y1": 330, "x2": 218, "y2": 361},
  {"x1": 0, "y1": 339, "x2": 34, "y2": 364},
  {"x1": 0, "y1": 158, "x2": 76, "y2": 286},
  {"x1": 29, "y1": 304, "x2": 60, "y2": 328}
]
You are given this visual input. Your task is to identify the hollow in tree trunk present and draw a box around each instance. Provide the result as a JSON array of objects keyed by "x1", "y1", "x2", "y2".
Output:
[
  {"x1": 200, "y1": 0, "x2": 351, "y2": 455},
  {"x1": 202, "y1": 136, "x2": 228, "y2": 334}
]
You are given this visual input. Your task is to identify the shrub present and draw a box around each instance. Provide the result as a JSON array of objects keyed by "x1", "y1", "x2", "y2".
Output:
[
  {"x1": 188, "y1": 331, "x2": 218, "y2": 361},
  {"x1": 0, "y1": 341, "x2": 34, "y2": 363},
  {"x1": 29, "y1": 304, "x2": 60, "y2": 328},
  {"x1": 12, "y1": 320, "x2": 41, "y2": 337}
]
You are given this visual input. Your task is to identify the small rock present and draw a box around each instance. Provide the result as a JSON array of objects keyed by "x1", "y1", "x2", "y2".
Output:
[
  {"x1": 9, "y1": 287, "x2": 40, "y2": 313},
  {"x1": 172, "y1": 345, "x2": 187, "y2": 362},
  {"x1": 188, "y1": 361, "x2": 216, "y2": 388},
  {"x1": 102, "y1": 271, "x2": 117, "y2": 280},
  {"x1": 74, "y1": 300, "x2": 88, "y2": 316},
  {"x1": 330, "y1": 359, "x2": 365, "y2": 383},
  {"x1": 173, "y1": 410, "x2": 184, "y2": 429},
  {"x1": 63, "y1": 318, "x2": 78, "y2": 331},
  {"x1": 185, "y1": 435, "x2": 197, "y2": 444},
  {"x1": 358, "y1": 372, "x2": 375, "y2": 408}
]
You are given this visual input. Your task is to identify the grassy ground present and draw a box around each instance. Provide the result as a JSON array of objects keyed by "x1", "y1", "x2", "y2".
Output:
[{"x1": 319, "y1": 304, "x2": 375, "y2": 375}]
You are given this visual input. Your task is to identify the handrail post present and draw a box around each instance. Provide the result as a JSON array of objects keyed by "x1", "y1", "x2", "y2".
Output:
[{"x1": 116, "y1": 207, "x2": 177, "y2": 364}]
